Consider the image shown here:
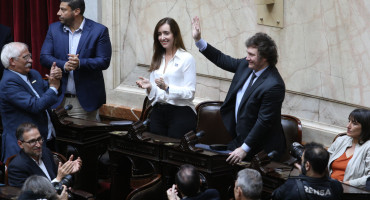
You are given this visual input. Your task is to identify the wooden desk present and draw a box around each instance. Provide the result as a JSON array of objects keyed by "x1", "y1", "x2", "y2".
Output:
[
  {"x1": 108, "y1": 131, "x2": 235, "y2": 200},
  {"x1": 108, "y1": 129, "x2": 370, "y2": 200},
  {"x1": 53, "y1": 116, "x2": 131, "y2": 194},
  {"x1": 0, "y1": 186, "x2": 20, "y2": 200}
]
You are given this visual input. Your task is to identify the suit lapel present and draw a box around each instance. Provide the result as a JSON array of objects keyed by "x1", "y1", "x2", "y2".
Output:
[
  {"x1": 20, "y1": 150, "x2": 48, "y2": 178},
  {"x1": 27, "y1": 71, "x2": 42, "y2": 96},
  {"x1": 76, "y1": 19, "x2": 91, "y2": 55},
  {"x1": 225, "y1": 67, "x2": 253, "y2": 104},
  {"x1": 42, "y1": 151, "x2": 56, "y2": 180},
  {"x1": 6, "y1": 70, "x2": 37, "y2": 97},
  {"x1": 237, "y1": 67, "x2": 271, "y2": 115},
  {"x1": 60, "y1": 24, "x2": 69, "y2": 57}
]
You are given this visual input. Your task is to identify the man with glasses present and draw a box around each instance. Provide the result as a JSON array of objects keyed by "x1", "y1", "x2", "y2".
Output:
[
  {"x1": 8, "y1": 123, "x2": 82, "y2": 188},
  {"x1": 0, "y1": 42, "x2": 61, "y2": 162}
]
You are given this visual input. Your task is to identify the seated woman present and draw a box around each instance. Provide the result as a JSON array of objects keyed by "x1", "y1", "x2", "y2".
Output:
[
  {"x1": 328, "y1": 108, "x2": 370, "y2": 188},
  {"x1": 17, "y1": 175, "x2": 67, "y2": 200},
  {"x1": 136, "y1": 17, "x2": 196, "y2": 139}
]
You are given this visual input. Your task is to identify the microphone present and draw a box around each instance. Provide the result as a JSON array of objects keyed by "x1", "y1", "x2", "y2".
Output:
[
  {"x1": 142, "y1": 118, "x2": 150, "y2": 126},
  {"x1": 64, "y1": 104, "x2": 73, "y2": 111},
  {"x1": 195, "y1": 130, "x2": 205, "y2": 138},
  {"x1": 267, "y1": 150, "x2": 278, "y2": 160},
  {"x1": 55, "y1": 104, "x2": 73, "y2": 116}
]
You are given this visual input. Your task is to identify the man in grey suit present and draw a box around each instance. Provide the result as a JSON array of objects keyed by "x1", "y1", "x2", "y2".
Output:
[{"x1": 192, "y1": 16, "x2": 286, "y2": 164}]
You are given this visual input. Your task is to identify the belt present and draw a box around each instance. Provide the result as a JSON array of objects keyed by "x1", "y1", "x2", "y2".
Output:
[{"x1": 65, "y1": 93, "x2": 77, "y2": 98}]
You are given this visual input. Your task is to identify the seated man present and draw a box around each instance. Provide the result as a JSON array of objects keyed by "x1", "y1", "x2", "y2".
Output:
[
  {"x1": 8, "y1": 123, "x2": 82, "y2": 187},
  {"x1": 272, "y1": 142, "x2": 343, "y2": 200},
  {"x1": 234, "y1": 168, "x2": 263, "y2": 200},
  {"x1": 167, "y1": 164, "x2": 220, "y2": 200}
]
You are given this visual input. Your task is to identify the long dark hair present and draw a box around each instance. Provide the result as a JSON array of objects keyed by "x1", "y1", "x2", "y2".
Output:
[
  {"x1": 149, "y1": 17, "x2": 186, "y2": 72},
  {"x1": 348, "y1": 109, "x2": 370, "y2": 145}
]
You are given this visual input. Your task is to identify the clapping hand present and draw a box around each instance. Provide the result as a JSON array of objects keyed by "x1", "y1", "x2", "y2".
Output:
[
  {"x1": 166, "y1": 184, "x2": 180, "y2": 200},
  {"x1": 64, "y1": 54, "x2": 79, "y2": 71},
  {"x1": 136, "y1": 77, "x2": 152, "y2": 89},
  {"x1": 155, "y1": 77, "x2": 167, "y2": 90}
]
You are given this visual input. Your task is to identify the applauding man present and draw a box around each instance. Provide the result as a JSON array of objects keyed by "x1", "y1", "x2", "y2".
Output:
[{"x1": 8, "y1": 123, "x2": 82, "y2": 188}]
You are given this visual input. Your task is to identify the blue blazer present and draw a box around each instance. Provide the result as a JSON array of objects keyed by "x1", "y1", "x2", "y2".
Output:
[
  {"x1": 201, "y1": 43, "x2": 286, "y2": 160},
  {"x1": 8, "y1": 148, "x2": 57, "y2": 188},
  {"x1": 40, "y1": 18, "x2": 112, "y2": 111},
  {"x1": 0, "y1": 69, "x2": 58, "y2": 162}
]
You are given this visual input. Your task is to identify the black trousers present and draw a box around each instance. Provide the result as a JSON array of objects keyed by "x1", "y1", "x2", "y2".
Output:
[{"x1": 149, "y1": 103, "x2": 196, "y2": 139}]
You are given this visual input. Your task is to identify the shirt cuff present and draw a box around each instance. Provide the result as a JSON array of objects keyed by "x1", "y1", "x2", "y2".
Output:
[
  {"x1": 195, "y1": 39, "x2": 207, "y2": 52},
  {"x1": 50, "y1": 87, "x2": 58, "y2": 95},
  {"x1": 241, "y1": 143, "x2": 250, "y2": 152}
]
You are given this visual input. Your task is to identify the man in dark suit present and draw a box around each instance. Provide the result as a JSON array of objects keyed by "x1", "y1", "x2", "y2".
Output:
[
  {"x1": 40, "y1": 0, "x2": 112, "y2": 121},
  {"x1": 8, "y1": 123, "x2": 82, "y2": 187},
  {"x1": 0, "y1": 24, "x2": 13, "y2": 80},
  {"x1": 0, "y1": 42, "x2": 61, "y2": 162},
  {"x1": 167, "y1": 164, "x2": 220, "y2": 200},
  {"x1": 192, "y1": 16, "x2": 286, "y2": 164}
]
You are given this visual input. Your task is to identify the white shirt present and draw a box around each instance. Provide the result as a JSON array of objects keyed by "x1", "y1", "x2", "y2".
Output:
[
  {"x1": 148, "y1": 49, "x2": 196, "y2": 113},
  {"x1": 63, "y1": 18, "x2": 86, "y2": 94},
  {"x1": 33, "y1": 156, "x2": 52, "y2": 181}
]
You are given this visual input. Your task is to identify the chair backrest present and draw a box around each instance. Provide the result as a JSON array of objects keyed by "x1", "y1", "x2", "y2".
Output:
[
  {"x1": 52, "y1": 151, "x2": 67, "y2": 165},
  {"x1": 280, "y1": 114, "x2": 303, "y2": 162},
  {"x1": 139, "y1": 96, "x2": 153, "y2": 121},
  {"x1": 126, "y1": 174, "x2": 162, "y2": 200},
  {"x1": 332, "y1": 132, "x2": 346, "y2": 143},
  {"x1": 4, "y1": 154, "x2": 17, "y2": 185},
  {"x1": 195, "y1": 101, "x2": 232, "y2": 145}
]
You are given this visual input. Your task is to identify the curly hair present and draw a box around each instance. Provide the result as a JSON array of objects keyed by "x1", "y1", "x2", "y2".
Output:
[{"x1": 245, "y1": 32, "x2": 278, "y2": 66}]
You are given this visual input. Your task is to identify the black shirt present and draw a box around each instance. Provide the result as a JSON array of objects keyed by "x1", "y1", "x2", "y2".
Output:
[{"x1": 272, "y1": 174, "x2": 343, "y2": 200}]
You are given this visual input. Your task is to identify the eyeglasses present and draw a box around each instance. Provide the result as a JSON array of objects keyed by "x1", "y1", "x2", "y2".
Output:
[
  {"x1": 22, "y1": 53, "x2": 32, "y2": 61},
  {"x1": 13, "y1": 53, "x2": 32, "y2": 62},
  {"x1": 22, "y1": 136, "x2": 44, "y2": 146}
]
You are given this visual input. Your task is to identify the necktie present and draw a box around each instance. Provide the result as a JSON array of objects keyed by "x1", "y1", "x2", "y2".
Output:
[{"x1": 247, "y1": 72, "x2": 257, "y2": 90}]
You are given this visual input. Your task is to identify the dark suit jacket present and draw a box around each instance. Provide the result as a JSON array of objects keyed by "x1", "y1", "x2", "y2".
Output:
[
  {"x1": 182, "y1": 189, "x2": 220, "y2": 200},
  {"x1": 40, "y1": 18, "x2": 112, "y2": 112},
  {"x1": 201, "y1": 43, "x2": 286, "y2": 160},
  {"x1": 8, "y1": 148, "x2": 57, "y2": 188},
  {"x1": 0, "y1": 69, "x2": 58, "y2": 162},
  {"x1": 0, "y1": 24, "x2": 13, "y2": 80}
]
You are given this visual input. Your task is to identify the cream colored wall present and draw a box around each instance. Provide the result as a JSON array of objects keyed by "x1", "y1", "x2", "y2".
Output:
[{"x1": 100, "y1": 0, "x2": 370, "y2": 146}]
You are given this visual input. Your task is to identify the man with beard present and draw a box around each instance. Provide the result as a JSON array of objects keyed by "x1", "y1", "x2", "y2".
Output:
[
  {"x1": 271, "y1": 142, "x2": 343, "y2": 200},
  {"x1": 8, "y1": 123, "x2": 82, "y2": 187},
  {"x1": 40, "y1": 0, "x2": 112, "y2": 121},
  {"x1": 0, "y1": 42, "x2": 61, "y2": 162}
]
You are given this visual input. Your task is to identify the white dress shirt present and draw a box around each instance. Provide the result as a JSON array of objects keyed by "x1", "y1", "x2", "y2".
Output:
[
  {"x1": 63, "y1": 18, "x2": 86, "y2": 95},
  {"x1": 148, "y1": 49, "x2": 196, "y2": 113}
]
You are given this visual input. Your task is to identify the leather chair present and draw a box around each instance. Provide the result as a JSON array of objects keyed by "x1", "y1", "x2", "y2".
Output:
[
  {"x1": 4, "y1": 154, "x2": 16, "y2": 185},
  {"x1": 195, "y1": 101, "x2": 232, "y2": 145},
  {"x1": 126, "y1": 174, "x2": 162, "y2": 200},
  {"x1": 280, "y1": 114, "x2": 303, "y2": 162}
]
